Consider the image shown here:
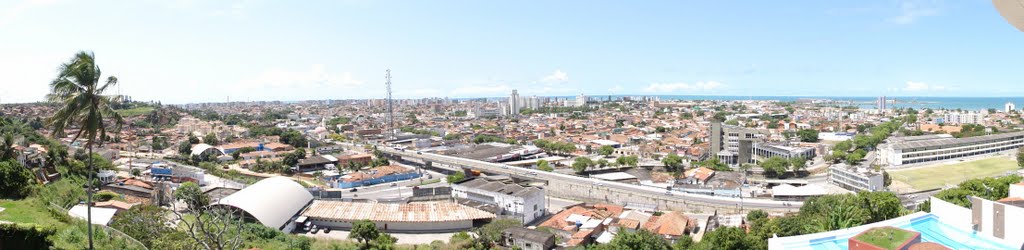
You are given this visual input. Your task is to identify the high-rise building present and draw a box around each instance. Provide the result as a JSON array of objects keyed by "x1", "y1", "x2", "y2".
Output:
[
  {"x1": 1006, "y1": 102, "x2": 1016, "y2": 113},
  {"x1": 575, "y1": 93, "x2": 586, "y2": 107},
  {"x1": 509, "y1": 90, "x2": 521, "y2": 116},
  {"x1": 527, "y1": 96, "x2": 542, "y2": 110},
  {"x1": 877, "y1": 96, "x2": 887, "y2": 111}
]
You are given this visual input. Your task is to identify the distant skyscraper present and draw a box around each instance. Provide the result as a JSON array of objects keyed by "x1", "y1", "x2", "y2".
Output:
[
  {"x1": 509, "y1": 89, "x2": 521, "y2": 116},
  {"x1": 575, "y1": 93, "x2": 586, "y2": 107},
  {"x1": 877, "y1": 96, "x2": 887, "y2": 111},
  {"x1": 1006, "y1": 102, "x2": 1016, "y2": 113}
]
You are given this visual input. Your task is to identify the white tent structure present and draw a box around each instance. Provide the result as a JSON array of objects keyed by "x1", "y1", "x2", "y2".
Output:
[
  {"x1": 213, "y1": 176, "x2": 313, "y2": 229},
  {"x1": 994, "y1": 0, "x2": 1024, "y2": 32}
]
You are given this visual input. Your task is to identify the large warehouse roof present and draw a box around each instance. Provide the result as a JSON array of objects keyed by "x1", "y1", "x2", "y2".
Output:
[
  {"x1": 215, "y1": 176, "x2": 313, "y2": 229},
  {"x1": 302, "y1": 200, "x2": 495, "y2": 223}
]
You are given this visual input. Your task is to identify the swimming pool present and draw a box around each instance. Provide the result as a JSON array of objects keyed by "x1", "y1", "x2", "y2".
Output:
[
  {"x1": 793, "y1": 214, "x2": 1018, "y2": 250},
  {"x1": 774, "y1": 213, "x2": 1015, "y2": 250}
]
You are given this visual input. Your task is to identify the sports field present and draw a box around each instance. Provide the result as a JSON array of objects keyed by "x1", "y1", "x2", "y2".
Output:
[{"x1": 889, "y1": 157, "x2": 1019, "y2": 190}]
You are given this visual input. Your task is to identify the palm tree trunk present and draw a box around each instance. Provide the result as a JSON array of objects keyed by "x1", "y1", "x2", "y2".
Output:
[{"x1": 87, "y1": 146, "x2": 94, "y2": 250}]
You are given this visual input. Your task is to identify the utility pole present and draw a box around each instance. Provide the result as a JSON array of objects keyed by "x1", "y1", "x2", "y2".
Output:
[{"x1": 386, "y1": 69, "x2": 395, "y2": 140}]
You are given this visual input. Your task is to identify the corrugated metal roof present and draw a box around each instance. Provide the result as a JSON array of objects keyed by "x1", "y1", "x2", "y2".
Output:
[{"x1": 301, "y1": 200, "x2": 495, "y2": 222}]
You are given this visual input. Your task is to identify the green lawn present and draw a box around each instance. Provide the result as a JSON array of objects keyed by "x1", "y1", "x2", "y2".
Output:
[
  {"x1": 855, "y1": 227, "x2": 916, "y2": 250},
  {"x1": 0, "y1": 198, "x2": 64, "y2": 226},
  {"x1": 890, "y1": 157, "x2": 1020, "y2": 190},
  {"x1": 114, "y1": 107, "x2": 154, "y2": 117}
]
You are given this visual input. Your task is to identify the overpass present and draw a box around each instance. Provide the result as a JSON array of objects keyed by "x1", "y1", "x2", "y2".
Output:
[{"x1": 378, "y1": 147, "x2": 803, "y2": 213}]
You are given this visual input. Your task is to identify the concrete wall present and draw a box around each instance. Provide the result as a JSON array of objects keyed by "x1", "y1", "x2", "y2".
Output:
[
  {"x1": 310, "y1": 218, "x2": 473, "y2": 233},
  {"x1": 929, "y1": 197, "x2": 971, "y2": 230},
  {"x1": 546, "y1": 178, "x2": 795, "y2": 214},
  {"x1": 1003, "y1": 205, "x2": 1024, "y2": 248}
]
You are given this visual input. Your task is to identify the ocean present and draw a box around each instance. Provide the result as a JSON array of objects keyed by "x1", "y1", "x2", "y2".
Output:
[{"x1": 629, "y1": 96, "x2": 1023, "y2": 111}]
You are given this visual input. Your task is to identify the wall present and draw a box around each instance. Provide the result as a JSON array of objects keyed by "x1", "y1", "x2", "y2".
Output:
[
  {"x1": 1003, "y1": 205, "x2": 1024, "y2": 248},
  {"x1": 546, "y1": 178, "x2": 796, "y2": 214},
  {"x1": 929, "y1": 197, "x2": 971, "y2": 230},
  {"x1": 334, "y1": 172, "x2": 421, "y2": 188}
]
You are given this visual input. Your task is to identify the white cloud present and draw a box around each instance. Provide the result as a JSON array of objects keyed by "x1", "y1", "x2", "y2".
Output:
[
  {"x1": 889, "y1": 0, "x2": 939, "y2": 25},
  {"x1": 901, "y1": 81, "x2": 948, "y2": 91},
  {"x1": 451, "y1": 84, "x2": 512, "y2": 96},
  {"x1": 608, "y1": 85, "x2": 624, "y2": 93},
  {"x1": 541, "y1": 70, "x2": 568, "y2": 83},
  {"x1": 643, "y1": 81, "x2": 723, "y2": 93}
]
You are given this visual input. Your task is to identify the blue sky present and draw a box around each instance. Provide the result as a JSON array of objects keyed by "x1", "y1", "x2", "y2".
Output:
[{"x1": 2, "y1": 0, "x2": 1023, "y2": 104}]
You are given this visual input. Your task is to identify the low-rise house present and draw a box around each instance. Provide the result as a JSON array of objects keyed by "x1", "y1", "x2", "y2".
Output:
[
  {"x1": 501, "y1": 227, "x2": 556, "y2": 250},
  {"x1": 452, "y1": 178, "x2": 547, "y2": 224}
]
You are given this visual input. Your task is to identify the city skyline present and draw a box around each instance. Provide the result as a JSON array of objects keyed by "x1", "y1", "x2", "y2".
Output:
[{"x1": 3, "y1": 0, "x2": 1024, "y2": 104}]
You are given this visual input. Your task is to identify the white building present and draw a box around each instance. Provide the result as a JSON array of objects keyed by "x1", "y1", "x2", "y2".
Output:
[
  {"x1": 526, "y1": 96, "x2": 543, "y2": 110},
  {"x1": 944, "y1": 111, "x2": 985, "y2": 125},
  {"x1": 575, "y1": 93, "x2": 586, "y2": 107},
  {"x1": 452, "y1": 178, "x2": 546, "y2": 224},
  {"x1": 880, "y1": 132, "x2": 1024, "y2": 166},
  {"x1": 1007, "y1": 102, "x2": 1017, "y2": 113},
  {"x1": 828, "y1": 164, "x2": 884, "y2": 192},
  {"x1": 509, "y1": 90, "x2": 521, "y2": 116}
]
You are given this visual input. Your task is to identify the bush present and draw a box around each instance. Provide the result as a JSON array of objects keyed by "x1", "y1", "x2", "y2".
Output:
[
  {"x1": 0, "y1": 223, "x2": 56, "y2": 249},
  {"x1": 95, "y1": 191, "x2": 120, "y2": 202}
]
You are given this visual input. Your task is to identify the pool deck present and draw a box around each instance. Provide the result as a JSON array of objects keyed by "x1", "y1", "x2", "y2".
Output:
[{"x1": 767, "y1": 212, "x2": 1019, "y2": 250}]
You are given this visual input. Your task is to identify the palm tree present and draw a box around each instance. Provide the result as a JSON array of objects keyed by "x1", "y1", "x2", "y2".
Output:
[
  {"x1": 46, "y1": 51, "x2": 124, "y2": 250},
  {"x1": 0, "y1": 133, "x2": 15, "y2": 161}
]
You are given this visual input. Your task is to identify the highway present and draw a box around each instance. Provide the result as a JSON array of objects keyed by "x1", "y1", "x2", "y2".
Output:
[{"x1": 377, "y1": 146, "x2": 802, "y2": 210}]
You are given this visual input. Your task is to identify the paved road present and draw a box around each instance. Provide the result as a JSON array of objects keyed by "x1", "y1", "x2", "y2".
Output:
[{"x1": 376, "y1": 147, "x2": 801, "y2": 210}]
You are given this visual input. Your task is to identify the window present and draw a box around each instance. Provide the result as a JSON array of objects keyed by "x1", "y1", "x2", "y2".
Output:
[{"x1": 533, "y1": 204, "x2": 537, "y2": 211}]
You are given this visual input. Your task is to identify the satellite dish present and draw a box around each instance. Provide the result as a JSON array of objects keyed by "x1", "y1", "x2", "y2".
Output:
[{"x1": 993, "y1": 0, "x2": 1024, "y2": 31}]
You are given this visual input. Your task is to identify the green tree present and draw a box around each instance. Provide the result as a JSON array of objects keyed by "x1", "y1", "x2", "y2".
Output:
[
  {"x1": 349, "y1": 220, "x2": 380, "y2": 247},
  {"x1": 46, "y1": 51, "x2": 126, "y2": 250},
  {"x1": 672, "y1": 235, "x2": 694, "y2": 250},
  {"x1": 598, "y1": 145, "x2": 615, "y2": 156},
  {"x1": 204, "y1": 133, "x2": 219, "y2": 146},
  {"x1": 0, "y1": 160, "x2": 34, "y2": 198},
  {"x1": 537, "y1": 160, "x2": 553, "y2": 172},
  {"x1": 110, "y1": 205, "x2": 174, "y2": 248},
  {"x1": 858, "y1": 191, "x2": 903, "y2": 223},
  {"x1": 371, "y1": 233, "x2": 396, "y2": 250},
  {"x1": 446, "y1": 171, "x2": 466, "y2": 184},
  {"x1": 691, "y1": 226, "x2": 757, "y2": 250},
  {"x1": 789, "y1": 157, "x2": 807, "y2": 173},
  {"x1": 178, "y1": 141, "x2": 192, "y2": 155},
  {"x1": 661, "y1": 153, "x2": 684, "y2": 173},
  {"x1": 0, "y1": 133, "x2": 16, "y2": 161},
  {"x1": 797, "y1": 129, "x2": 819, "y2": 142},
  {"x1": 572, "y1": 157, "x2": 593, "y2": 174},
  {"x1": 596, "y1": 158, "x2": 610, "y2": 168},
  {"x1": 174, "y1": 182, "x2": 209, "y2": 211},
  {"x1": 883, "y1": 170, "x2": 892, "y2": 187},
  {"x1": 602, "y1": 230, "x2": 672, "y2": 250},
  {"x1": 188, "y1": 134, "x2": 200, "y2": 144},
  {"x1": 1018, "y1": 147, "x2": 1024, "y2": 169},
  {"x1": 760, "y1": 156, "x2": 790, "y2": 177}
]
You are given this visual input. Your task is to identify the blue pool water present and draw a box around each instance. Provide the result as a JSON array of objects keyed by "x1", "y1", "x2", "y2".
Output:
[{"x1": 797, "y1": 215, "x2": 1017, "y2": 250}]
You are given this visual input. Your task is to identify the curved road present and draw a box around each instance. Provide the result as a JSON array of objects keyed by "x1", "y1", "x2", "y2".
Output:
[{"x1": 378, "y1": 147, "x2": 802, "y2": 210}]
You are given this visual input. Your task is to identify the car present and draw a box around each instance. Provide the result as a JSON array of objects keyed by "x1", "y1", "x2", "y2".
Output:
[
  {"x1": 390, "y1": 183, "x2": 397, "y2": 187},
  {"x1": 323, "y1": 227, "x2": 331, "y2": 233},
  {"x1": 502, "y1": 165, "x2": 508, "y2": 169},
  {"x1": 311, "y1": 228, "x2": 320, "y2": 234},
  {"x1": 350, "y1": 188, "x2": 358, "y2": 192},
  {"x1": 665, "y1": 191, "x2": 673, "y2": 195},
  {"x1": 417, "y1": 152, "x2": 422, "y2": 155}
]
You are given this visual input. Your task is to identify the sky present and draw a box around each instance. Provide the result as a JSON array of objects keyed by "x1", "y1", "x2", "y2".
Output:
[{"x1": 2, "y1": 0, "x2": 1024, "y2": 104}]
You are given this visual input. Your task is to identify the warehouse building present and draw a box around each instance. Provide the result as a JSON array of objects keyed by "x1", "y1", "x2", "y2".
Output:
[{"x1": 300, "y1": 200, "x2": 495, "y2": 232}]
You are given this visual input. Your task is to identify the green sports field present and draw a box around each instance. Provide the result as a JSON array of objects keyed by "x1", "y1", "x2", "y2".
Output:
[{"x1": 889, "y1": 157, "x2": 1019, "y2": 191}]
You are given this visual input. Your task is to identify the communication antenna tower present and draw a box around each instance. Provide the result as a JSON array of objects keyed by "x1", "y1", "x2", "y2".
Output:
[{"x1": 386, "y1": 69, "x2": 395, "y2": 140}]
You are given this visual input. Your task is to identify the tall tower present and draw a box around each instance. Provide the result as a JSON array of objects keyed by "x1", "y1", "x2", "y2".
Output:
[
  {"x1": 509, "y1": 89, "x2": 520, "y2": 116},
  {"x1": 386, "y1": 69, "x2": 395, "y2": 139}
]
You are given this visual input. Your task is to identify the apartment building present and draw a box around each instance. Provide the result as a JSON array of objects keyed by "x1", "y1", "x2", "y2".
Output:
[{"x1": 828, "y1": 164, "x2": 884, "y2": 192}]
